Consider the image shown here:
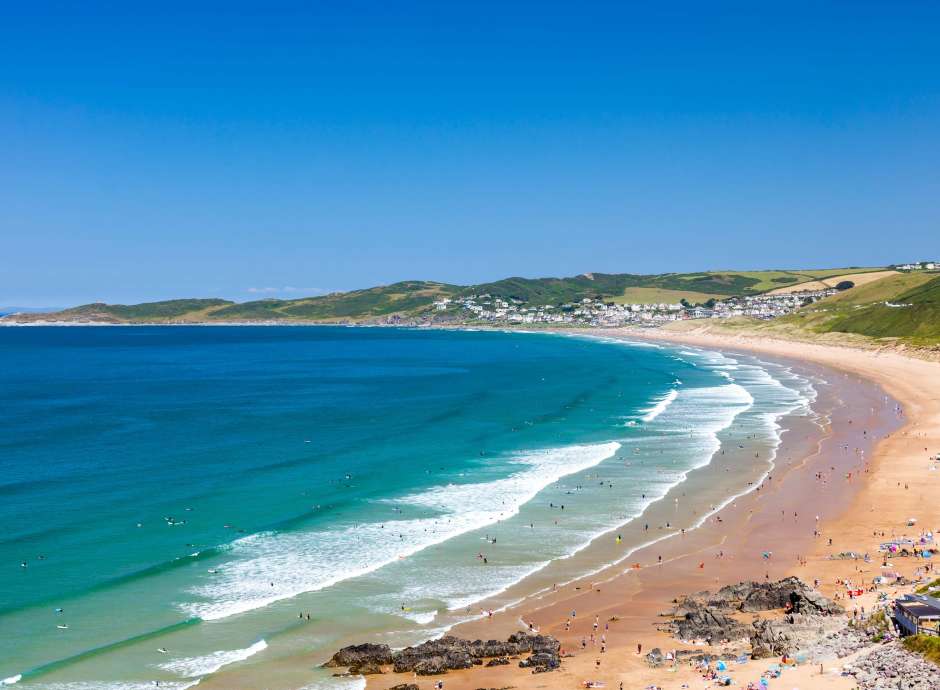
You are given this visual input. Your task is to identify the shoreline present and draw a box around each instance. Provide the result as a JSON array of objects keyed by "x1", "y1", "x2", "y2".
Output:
[
  {"x1": 352, "y1": 327, "x2": 938, "y2": 690},
  {"x1": 7, "y1": 326, "x2": 937, "y2": 689},
  {"x1": 189, "y1": 334, "x2": 821, "y2": 690}
]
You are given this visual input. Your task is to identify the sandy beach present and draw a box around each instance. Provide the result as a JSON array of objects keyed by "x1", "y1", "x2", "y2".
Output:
[{"x1": 358, "y1": 327, "x2": 940, "y2": 690}]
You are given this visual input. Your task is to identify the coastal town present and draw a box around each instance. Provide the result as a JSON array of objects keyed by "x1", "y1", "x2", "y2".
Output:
[{"x1": 432, "y1": 289, "x2": 835, "y2": 327}]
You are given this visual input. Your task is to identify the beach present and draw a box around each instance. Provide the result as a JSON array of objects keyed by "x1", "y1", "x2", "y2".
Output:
[
  {"x1": 2, "y1": 326, "x2": 825, "y2": 689},
  {"x1": 3, "y1": 326, "x2": 937, "y2": 689},
  {"x1": 356, "y1": 327, "x2": 940, "y2": 690}
]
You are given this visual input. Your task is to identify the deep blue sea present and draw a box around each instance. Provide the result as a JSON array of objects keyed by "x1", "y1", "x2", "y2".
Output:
[{"x1": 0, "y1": 327, "x2": 814, "y2": 689}]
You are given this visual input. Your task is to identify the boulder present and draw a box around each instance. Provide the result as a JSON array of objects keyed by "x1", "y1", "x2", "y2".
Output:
[
  {"x1": 324, "y1": 642, "x2": 392, "y2": 668},
  {"x1": 645, "y1": 647, "x2": 664, "y2": 666},
  {"x1": 519, "y1": 651, "x2": 559, "y2": 671}
]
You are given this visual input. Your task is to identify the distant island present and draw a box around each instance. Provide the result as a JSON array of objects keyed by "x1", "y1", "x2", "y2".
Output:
[{"x1": 4, "y1": 263, "x2": 939, "y2": 349}]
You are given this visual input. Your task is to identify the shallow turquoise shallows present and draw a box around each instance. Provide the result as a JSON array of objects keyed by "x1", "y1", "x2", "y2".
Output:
[{"x1": 0, "y1": 326, "x2": 812, "y2": 688}]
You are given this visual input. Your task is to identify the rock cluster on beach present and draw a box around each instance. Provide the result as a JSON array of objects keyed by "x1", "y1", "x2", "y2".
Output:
[
  {"x1": 671, "y1": 576, "x2": 844, "y2": 616},
  {"x1": 796, "y1": 618, "x2": 887, "y2": 662},
  {"x1": 749, "y1": 611, "x2": 846, "y2": 658},
  {"x1": 666, "y1": 577, "x2": 846, "y2": 657},
  {"x1": 324, "y1": 632, "x2": 561, "y2": 677},
  {"x1": 842, "y1": 642, "x2": 940, "y2": 690}
]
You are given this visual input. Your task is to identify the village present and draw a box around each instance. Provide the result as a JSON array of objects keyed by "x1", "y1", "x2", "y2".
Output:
[{"x1": 432, "y1": 289, "x2": 836, "y2": 327}]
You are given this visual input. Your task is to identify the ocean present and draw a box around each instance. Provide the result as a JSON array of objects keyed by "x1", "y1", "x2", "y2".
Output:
[{"x1": 0, "y1": 326, "x2": 817, "y2": 688}]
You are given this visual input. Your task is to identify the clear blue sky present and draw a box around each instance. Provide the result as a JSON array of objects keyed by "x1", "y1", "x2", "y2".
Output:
[{"x1": 2, "y1": 2, "x2": 939, "y2": 307}]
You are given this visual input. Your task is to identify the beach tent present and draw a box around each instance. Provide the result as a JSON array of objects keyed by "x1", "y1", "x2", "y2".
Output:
[{"x1": 716, "y1": 660, "x2": 727, "y2": 671}]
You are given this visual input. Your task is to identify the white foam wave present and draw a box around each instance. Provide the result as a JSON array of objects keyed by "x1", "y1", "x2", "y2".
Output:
[
  {"x1": 158, "y1": 639, "x2": 267, "y2": 677},
  {"x1": 401, "y1": 610, "x2": 438, "y2": 625},
  {"x1": 640, "y1": 388, "x2": 679, "y2": 422},
  {"x1": 1, "y1": 677, "x2": 20, "y2": 686},
  {"x1": 181, "y1": 442, "x2": 620, "y2": 621}
]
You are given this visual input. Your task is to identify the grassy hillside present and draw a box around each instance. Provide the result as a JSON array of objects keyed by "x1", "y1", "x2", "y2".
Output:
[
  {"x1": 52, "y1": 299, "x2": 235, "y2": 322},
  {"x1": 468, "y1": 268, "x2": 882, "y2": 305},
  {"x1": 610, "y1": 287, "x2": 723, "y2": 305},
  {"x1": 6, "y1": 266, "x2": 901, "y2": 325},
  {"x1": 734, "y1": 271, "x2": 940, "y2": 347},
  {"x1": 821, "y1": 275, "x2": 940, "y2": 344},
  {"x1": 209, "y1": 282, "x2": 461, "y2": 321}
]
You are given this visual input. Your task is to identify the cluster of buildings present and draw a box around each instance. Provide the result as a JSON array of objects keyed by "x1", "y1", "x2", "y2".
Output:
[
  {"x1": 432, "y1": 289, "x2": 834, "y2": 327},
  {"x1": 895, "y1": 261, "x2": 937, "y2": 271}
]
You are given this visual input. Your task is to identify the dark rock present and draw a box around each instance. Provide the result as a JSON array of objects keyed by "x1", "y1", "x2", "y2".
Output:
[
  {"x1": 324, "y1": 642, "x2": 392, "y2": 668},
  {"x1": 414, "y1": 656, "x2": 448, "y2": 675},
  {"x1": 672, "y1": 601, "x2": 749, "y2": 643},
  {"x1": 673, "y1": 577, "x2": 841, "y2": 615},
  {"x1": 485, "y1": 657, "x2": 510, "y2": 666},
  {"x1": 645, "y1": 648, "x2": 664, "y2": 666},
  {"x1": 332, "y1": 632, "x2": 561, "y2": 676},
  {"x1": 349, "y1": 662, "x2": 384, "y2": 675},
  {"x1": 519, "y1": 651, "x2": 559, "y2": 671},
  {"x1": 386, "y1": 685, "x2": 419, "y2": 690}
]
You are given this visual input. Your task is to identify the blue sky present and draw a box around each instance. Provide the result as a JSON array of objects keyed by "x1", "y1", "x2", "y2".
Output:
[{"x1": 2, "y1": 2, "x2": 939, "y2": 307}]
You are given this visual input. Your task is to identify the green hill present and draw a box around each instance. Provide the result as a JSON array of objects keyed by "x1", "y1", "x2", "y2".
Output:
[
  {"x1": 4, "y1": 266, "x2": 893, "y2": 325},
  {"x1": 761, "y1": 271, "x2": 940, "y2": 346},
  {"x1": 467, "y1": 267, "x2": 884, "y2": 305},
  {"x1": 52, "y1": 299, "x2": 235, "y2": 322},
  {"x1": 208, "y1": 282, "x2": 461, "y2": 321},
  {"x1": 820, "y1": 275, "x2": 940, "y2": 344}
]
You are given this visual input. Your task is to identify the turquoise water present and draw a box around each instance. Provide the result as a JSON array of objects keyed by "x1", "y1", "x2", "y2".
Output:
[{"x1": 0, "y1": 327, "x2": 814, "y2": 688}]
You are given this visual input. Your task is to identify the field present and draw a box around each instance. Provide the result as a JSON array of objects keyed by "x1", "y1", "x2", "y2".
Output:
[
  {"x1": 767, "y1": 269, "x2": 898, "y2": 294},
  {"x1": 610, "y1": 287, "x2": 722, "y2": 305}
]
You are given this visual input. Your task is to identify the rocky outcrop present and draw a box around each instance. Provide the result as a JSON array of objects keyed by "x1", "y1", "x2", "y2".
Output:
[
  {"x1": 674, "y1": 577, "x2": 843, "y2": 615},
  {"x1": 518, "y1": 650, "x2": 560, "y2": 672},
  {"x1": 672, "y1": 601, "x2": 749, "y2": 643},
  {"x1": 392, "y1": 637, "x2": 480, "y2": 673},
  {"x1": 326, "y1": 632, "x2": 561, "y2": 676},
  {"x1": 748, "y1": 612, "x2": 844, "y2": 658},
  {"x1": 796, "y1": 620, "x2": 885, "y2": 662},
  {"x1": 843, "y1": 642, "x2": 940, "y2": 690},
  {"x1": 385, "y1": 685, "x2": 419, "y2": 690},
  {"x1": 667, "y1": 578, "x2": 845, "y2": 657},
  {"x1": 323, "y1": 642, "x2": 393, "y2": 668}
]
